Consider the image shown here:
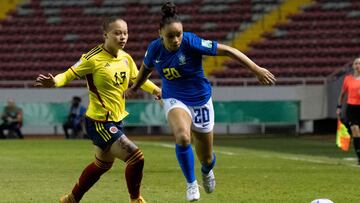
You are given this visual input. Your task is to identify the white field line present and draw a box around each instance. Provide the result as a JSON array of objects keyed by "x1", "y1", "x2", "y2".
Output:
[
  {"x1": 136, "y1": 141, "x2": 235, "y2": 155},
  {"x1": 136, "y1": 141, "x2": 359, "y2": 167}
]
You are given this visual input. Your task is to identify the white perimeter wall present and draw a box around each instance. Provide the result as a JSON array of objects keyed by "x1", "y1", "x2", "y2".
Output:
[{"x1": 0, "y1": 85, "x2": 331, "y2": 134}]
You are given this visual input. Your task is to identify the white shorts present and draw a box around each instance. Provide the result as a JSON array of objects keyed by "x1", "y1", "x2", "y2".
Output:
[{"x1": 162, "y1": 98, "x2": 215, "y2": 133}]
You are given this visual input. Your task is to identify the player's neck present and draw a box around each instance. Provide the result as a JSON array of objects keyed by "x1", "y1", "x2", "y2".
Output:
[{"x1": 103, "y1": 44, "x2": 118, "y2": 58}]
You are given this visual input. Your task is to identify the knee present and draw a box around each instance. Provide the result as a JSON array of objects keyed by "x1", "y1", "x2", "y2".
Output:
[
  {"x1": 351, "y1": 125, "x2": 360, "y2": 137},
  {"x1": 126, "y1": 149, "x2": 144, "y2": 165},
  {"x1": 174, "y1": 131, "x2": 191, "y2": 146},
  {"x1": 95, "y1": 157, "x2": 114, "y2": 171}
]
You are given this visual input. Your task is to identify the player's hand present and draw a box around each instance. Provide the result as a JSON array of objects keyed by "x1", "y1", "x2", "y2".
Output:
[
  {"x1": 254, "y1": 67, "x2": 276, "y2": 85},
  {"x1": 336, "y1": 108, "x2": 341, "y2": 118},
  {"x1": 34, "y1": 73, "x2": 55, "y2": 87},
  {"x1": 153, "y1": 88, "x2": 162, "y2": 100}
]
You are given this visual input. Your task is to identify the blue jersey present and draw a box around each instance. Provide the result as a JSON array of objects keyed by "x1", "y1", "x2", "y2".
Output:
[{"x1": 144, "y1": 32, "x2": 218, "y2": 106}]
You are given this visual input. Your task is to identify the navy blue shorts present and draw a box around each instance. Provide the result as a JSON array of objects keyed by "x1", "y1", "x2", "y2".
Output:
[{"x1": 84, "y1": 117, "x2": 124, "y2": 151}]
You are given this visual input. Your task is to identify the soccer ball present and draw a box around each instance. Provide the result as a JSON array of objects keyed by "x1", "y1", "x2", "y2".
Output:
[{"x1": 310, "y1": 199, "x2": 334, "y2": 203}]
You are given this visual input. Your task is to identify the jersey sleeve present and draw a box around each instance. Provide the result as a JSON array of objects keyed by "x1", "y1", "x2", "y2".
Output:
[
  {"x1": 71, "y1": 55, "x2": 94, "y2": 77},
  {"x1": 54, "y1": 55, "x2": 94, "y2": 87},
  {"x1": 143, "y1": 41, "x2": 156, "y2": 69},
  {"x1": 187, "y1": 32, "x2": 217, "y2": 56}
]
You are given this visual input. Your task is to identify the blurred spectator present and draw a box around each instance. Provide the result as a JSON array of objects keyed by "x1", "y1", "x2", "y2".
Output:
[
  {"x1": 63, "y1": 96, "x2": 86, "y2": 139},
  {"x1": 0, "y1": 99, "x2": 23, "y2": 139}
]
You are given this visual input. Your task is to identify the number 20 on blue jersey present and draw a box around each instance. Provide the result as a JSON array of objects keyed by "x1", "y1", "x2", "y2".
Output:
[{"x1": 163, "y1": 67, "x2": 181, "y2": 80}]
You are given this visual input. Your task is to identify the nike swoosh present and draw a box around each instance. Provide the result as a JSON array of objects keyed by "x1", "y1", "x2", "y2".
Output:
[
  {"x1": 155, "y1": 60, "x2": 161, "y2": 63},
  {"x1": 202, "y1": 123, "x2": 209, "y2": 127}
]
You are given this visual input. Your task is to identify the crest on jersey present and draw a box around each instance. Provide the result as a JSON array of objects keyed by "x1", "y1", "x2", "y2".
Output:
[
  {"x1": 201, "y1": 39, "x2": 212, "y2": 49},
  {"x1": 109, "y1": 126, "x2": 118, "y2": 134},
  {"x1": 179, "y1": 54, "x2": 186, "y2": 65}
]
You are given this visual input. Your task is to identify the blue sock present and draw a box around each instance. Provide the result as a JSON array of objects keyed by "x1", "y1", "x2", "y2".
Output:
[
  {"x1": 201, "y1": 153, "x2": 216, "y2": 174},
  {"x1": 175, "y1": 144, "x2": 196, "y2": 183}
]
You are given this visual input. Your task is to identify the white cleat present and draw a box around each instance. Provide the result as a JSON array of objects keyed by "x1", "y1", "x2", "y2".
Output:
[
  {"x1": 202, "y1": 170, "x2": 215, "y2": 194},
  {"x1": 186, "y1": 180, "x2": 200, "y2": 202}
]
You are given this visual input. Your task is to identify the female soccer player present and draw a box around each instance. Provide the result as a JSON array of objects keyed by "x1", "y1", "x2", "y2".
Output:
[
  {"x1": 35, "y1": 17, "x2": 161, "y2": 203},
  {"x1": 125, "y1": 1, "x2": 276, "y2": 202},
  {"x1": 337, "y1": 57, "x2": 360, "y2": 164}
]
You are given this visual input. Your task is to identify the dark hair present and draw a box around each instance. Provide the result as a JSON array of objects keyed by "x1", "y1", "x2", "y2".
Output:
[
  {"x1": 73, "y1": 96, "x2": 81, "y2": 102},
  {"x1": 160, "y1": 1, "x2": 181, "y2": 29},
  {"x1": 102, "y1": 16, "x2": 124, "y2": 32}
]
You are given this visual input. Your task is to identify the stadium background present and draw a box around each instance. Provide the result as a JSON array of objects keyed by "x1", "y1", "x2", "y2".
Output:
[{"x1": 1, "y1": 0, "x2": 356, "y2": 136}]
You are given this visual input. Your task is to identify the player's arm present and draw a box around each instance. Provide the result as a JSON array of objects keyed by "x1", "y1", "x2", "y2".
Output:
[
  {"x1": 35, "y1": 56, "x2": 92, "y2": 88},
  {"x1": 336, "y1": 77, "x2": 348, "y2": 117},
  {"x1": 35, "y1": 68, "x2": 78, "y2": 88},
  {"x1": 216, "y1": 43, "x2": 276, "y2": 85},
  {"x1": 128, "y1": 62, "x2": 161, "y2": 99}
]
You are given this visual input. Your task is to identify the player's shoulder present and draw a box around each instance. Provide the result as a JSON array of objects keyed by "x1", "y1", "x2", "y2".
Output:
[
  {"x1": 344, "y1": 74, "x2": 353, "y2": 80},
  {"x1": 118, "y1": 49, "x2": 135, "y2": 63},
  {"x1": 183, "y1": 32, "x2": 198, "y2": 40},
  {"x1": 181, "y1": 32, "x2": 200, "y2": 46},
  {"x1": 147, "y1": 38, "x2": 162, "y2": 50},
  {"x1": 82, "y1": 45, "x2": 104, "y2": 61},
  {"x1": 118, "y1": 49, "x2": 131, "y2": 58}
]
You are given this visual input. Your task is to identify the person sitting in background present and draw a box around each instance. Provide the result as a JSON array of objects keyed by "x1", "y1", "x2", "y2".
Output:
[
  {"x1": 0, "y1": 99, "x2": 23, "y2": 139},
  {"x1": 63, "y1": 96, "x2": 86, "y2": 139}
]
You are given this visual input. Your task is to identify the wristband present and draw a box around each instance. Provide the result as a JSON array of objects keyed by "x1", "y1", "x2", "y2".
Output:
[{"x1": 337, "y1": 104, "x2": 342, "y2": 108}]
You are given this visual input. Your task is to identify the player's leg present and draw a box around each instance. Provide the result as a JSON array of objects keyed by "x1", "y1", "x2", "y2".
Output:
[
  {"x1": 108, "y1": 135, "x2": 146, "y2": 202},
  {"x1": 11, "y1": 123, "x2": 23, "y2": 139},
  {"x1": 163, "y1": 98, "x2": 199, "y2": 201},
  {"x1": 346, "y1": 105, "x2": 360, "y2": 164},
  {"x1": 192, "y1": 130, "x2": 216, "y2": 194},
  {"x1": 0, "y1": 123, "x2": 7, "y2": 139},
  {"x1": 351, "y1": 124, "x2": 360, "y2": 164},
  {"x1": 189, "y1": 98, "x2": 216, "y2": 194},
  {"x1": 60, "y1": 118, "x2": 115, "y2": 203},
  {"x1": 71, "y1": 147, "x2": 115, "y2": 202},
  {"x1": 62, "y1": 121, "x2": 71, "y2": 139}
]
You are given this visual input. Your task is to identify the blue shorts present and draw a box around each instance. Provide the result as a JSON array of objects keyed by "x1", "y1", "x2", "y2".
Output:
[{"x1": 85, "y1": 117, "x2": 124, "y2": 151}]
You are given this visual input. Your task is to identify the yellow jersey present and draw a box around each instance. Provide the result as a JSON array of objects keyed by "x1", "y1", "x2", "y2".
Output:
[{"x1": 54, "y1": 45, "x2": 159, "y2": 122}]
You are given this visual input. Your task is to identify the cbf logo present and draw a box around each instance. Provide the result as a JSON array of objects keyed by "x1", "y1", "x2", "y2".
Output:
[
  {"x1": 178, "y1": 54, "x2": 186, "y2": 66},
  {"x1": 170, "y1": 99, "x2": 177, "y2": 106}
]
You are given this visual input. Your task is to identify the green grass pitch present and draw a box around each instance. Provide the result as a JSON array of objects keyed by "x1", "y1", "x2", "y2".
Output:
[{"x1": 0, "y1": 136, "x2": 359, "y2": 203}]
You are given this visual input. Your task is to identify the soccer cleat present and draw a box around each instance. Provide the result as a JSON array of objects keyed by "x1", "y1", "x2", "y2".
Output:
[
  {"x1": 186, "y1": 180, "x2": 200, "y2": 202},
  {"x1": 130, "y1": 196, "x2": 146, "y2": 203},
  {"x1": 202, "y1": 170, "x2": 216, "y2": 194},
  {"x1": 59, "y1": 193, "x2": 78, "y2": 203}
]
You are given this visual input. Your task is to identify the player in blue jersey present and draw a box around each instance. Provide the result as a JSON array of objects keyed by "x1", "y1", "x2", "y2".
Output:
[{"x1": 125, "y1": 1, "x2": 276, "y2": 201}]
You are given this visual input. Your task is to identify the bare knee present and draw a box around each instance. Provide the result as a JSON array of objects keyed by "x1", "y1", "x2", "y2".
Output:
[
  {"x1": 351, "y1": 125, "x2": 360, "y2": 137},
  {"x1": 174, "y1": 129, "x2": 191, "y2": 146}
]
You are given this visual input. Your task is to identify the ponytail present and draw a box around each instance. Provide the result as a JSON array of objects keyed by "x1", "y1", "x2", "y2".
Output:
[{"x1": 160, "y1": 1, "x2": 181, "y2": 29}]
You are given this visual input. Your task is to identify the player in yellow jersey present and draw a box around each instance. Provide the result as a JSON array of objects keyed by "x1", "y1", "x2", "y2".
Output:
[{"x1": 35, "y1": 17, "x2": 160, "y2": 203}]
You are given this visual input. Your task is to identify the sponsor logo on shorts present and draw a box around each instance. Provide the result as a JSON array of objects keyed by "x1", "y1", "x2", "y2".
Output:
[
  {"x1": 109, "y1": 126, "x2": 118, "y2": 134},
  {"x1": 202, "y1": 123, "x2": 209, "y2": 127}
]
